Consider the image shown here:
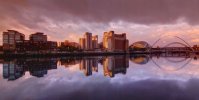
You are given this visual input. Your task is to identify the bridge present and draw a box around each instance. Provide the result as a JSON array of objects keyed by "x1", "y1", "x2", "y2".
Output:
[
  {"x1": 130, "y1": 35, "x2": 195, "y2": 54},
  {"x1": 149, "y1": 36, "x2": 194, "y2": 53}
]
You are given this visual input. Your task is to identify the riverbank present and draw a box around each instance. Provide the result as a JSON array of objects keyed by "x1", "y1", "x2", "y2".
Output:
[
  {"x1": 1, "y1": 50, "x2": 198, "y2": 58},
  {"x1": 0, "y1": 52, "x2": 130, "y2": 58}
]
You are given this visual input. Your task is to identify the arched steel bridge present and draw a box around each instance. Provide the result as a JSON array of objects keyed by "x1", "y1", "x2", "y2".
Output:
[
  {"x1": 130, "y1": 35, "x2": 195, "y2": 71},
  {"x1": 148, "y1": 35, "x2": 194, "y2": 52}
]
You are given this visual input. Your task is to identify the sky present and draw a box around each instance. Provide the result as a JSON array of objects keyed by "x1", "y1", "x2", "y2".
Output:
[{"x1": 1, "y1": 0, "x2": 199, "y2": 46}]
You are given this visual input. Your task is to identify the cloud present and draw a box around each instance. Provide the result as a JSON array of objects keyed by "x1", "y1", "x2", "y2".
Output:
[
  {"x1": 20, "y1": 0, "x2": 199, "y2": 24},
  {"x1": 1, "y1": 0, "x2": 199, "y2": 29},
  {"x1": 0, "y1": 0, "x2": 199, "y2": 45},
  {"x1": 192, "y1": 39, "x2": 199, "y2": 43},
  {"x1": 1, "y1": 78, "x2": 199, "y2": 100}
]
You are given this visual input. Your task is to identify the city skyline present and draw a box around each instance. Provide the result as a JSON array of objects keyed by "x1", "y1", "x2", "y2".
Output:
[
  {"x1": 1, "y1": 1, "x2": 199, "y2": 100},
  {"x1": 1, "y1": 0, "x2": 199, "y2": 45},
  {"x1": 1, "y1": 29, "x2": 198, "y2": 53}
]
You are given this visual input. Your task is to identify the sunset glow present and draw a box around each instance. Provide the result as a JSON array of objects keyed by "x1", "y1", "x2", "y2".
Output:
[{"x1": 1, "y1": 0, "x2": 199, "y2": 45}]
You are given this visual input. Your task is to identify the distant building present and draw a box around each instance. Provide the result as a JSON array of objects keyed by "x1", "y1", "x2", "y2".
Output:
[
  {"x1": 60, "y1": 40, "x2": 80, "y2": 49},
  {"x1": 29, "y1": 32, "x2": 47, "y2": 42},
  {"x1": 98, "y1": 42, "x2": 103, "y2": 50},
  {"x1": 46, "y1": 41, "x2": 58, "y2": 51},
  {"x1": 79, "y1": 38, "x2": 86, "y2": 50},
  {"x1": 84, "y1": 32, "x2": 93, "y2": 50},
  {"x1": 2, "y1": 30, "x2": 57, "y2": 52},
  {"x1": 130, "y1": 41, "x2": 151, "y2": 51},
  {"x1": 103, "y1": 31, "x2": 129, "y2": 52},
  {"x1": 15, "y1": 40, "x2": 31, "y2": 52},
  {"x1": 79, "y1": 32, "x2": 99, "y2": 51},
  {"x1": 92, "y1": 35, "x2": 99, "y2": 49},
  {"x1": 193, "y1": 45, "x2": 199, "y2": 51},
  {"x1": 15, "y1": 40, "x2": 57, "y2": 52},
  {"x1": 13, "y1": 32, "x2": 57, "y2": 52},
  {"x1": 3, "y1": 30, "x2": 25, "y2": 51},
  {"x1": 0, "y1": 45, "x2": 3, "y2": 52}
]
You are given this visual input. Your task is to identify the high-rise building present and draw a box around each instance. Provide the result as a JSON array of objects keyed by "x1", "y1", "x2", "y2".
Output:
[
  {"x1": 79, "y1": 33, "x2": 99, "y2": 51},
  {"x1": 84, "y1": 32, "x2": 93, "y2": 50},
  {"x1": 3, "y1": 30, "x2": 25, "y2": 51},
  {"x1": 103, "y1": 31, "x2": 129, "y2": 52},
  {"x1": 29, "y1": 32, "x2": 47, "y2": 42},
  {"x1": 92, "y1": 35, "x2": 99, "y2": 49},
  {"x1": 79, "y1": 38, "x2": 86, "y2": 50}
]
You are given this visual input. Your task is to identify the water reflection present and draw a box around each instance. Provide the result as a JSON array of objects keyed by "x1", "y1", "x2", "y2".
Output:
[
  {"x1": 79, "y1": 58, "x2": 98, "y2": 76},
  {"x1": 3, "y1": 58, "x2": 57, "y2": 81},
  {"x1": 103, "y1": 56, "x2": 129, "y2": 77},
  {"x1": 130, "y1": 53, "x2": 195, "y2": 72},
  {"x1": 130, "y1": 54, "x2": 150, "y2": 65},
  {"x1": 2, "y1": 56, "x2": 130, "y2": 80},
  {"x1": 1, "y1": 53, "x2": 198, "y2": 81},
  {"x1": 1, "y1": 53, "x2": 199, "y2": 99}
]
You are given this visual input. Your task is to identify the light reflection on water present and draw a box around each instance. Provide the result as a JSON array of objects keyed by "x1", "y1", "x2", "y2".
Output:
[{"x1": 0, "y1": 54, "x2": 199, "y2": 100}]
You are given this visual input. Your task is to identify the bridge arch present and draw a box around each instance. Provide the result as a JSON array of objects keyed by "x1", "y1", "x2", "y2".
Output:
[
  {"x1": 149, "y1": 35, "x2": 194, "y2": 52},
  {"x1": 163, "y1": 42, "x2": 189, "y2": 48}
]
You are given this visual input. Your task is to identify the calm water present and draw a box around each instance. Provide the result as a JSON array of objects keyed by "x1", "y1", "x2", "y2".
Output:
[{"x1": 0, "y1": 54, "x2": 199, "y2": 100}]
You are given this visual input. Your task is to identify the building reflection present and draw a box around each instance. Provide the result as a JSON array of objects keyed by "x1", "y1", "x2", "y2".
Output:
[
  {"x1": 130, "y1": 54, "x2": 150, "y2": 65},
  {"x1": 60, "y1": 58, "x2": 80, "y2": 67},
  {"x1": 26, "y1": 58, "x2": 57, "y2": 77},
  {"x1": 3, "y1": 58, "x2": 57, "y2": 81},
  {"x1": 2, "y1": 56, "x2": 131, "y2": 81},
  {"x1": 103, "y1": 56, "x2": 129, "y2": 77},
  {"x1": 3, "y1": 60, "x2": 24, "y2": 81},
  {"x1": 80, "y1": 58, "x2": 98, "y2": 76}
]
